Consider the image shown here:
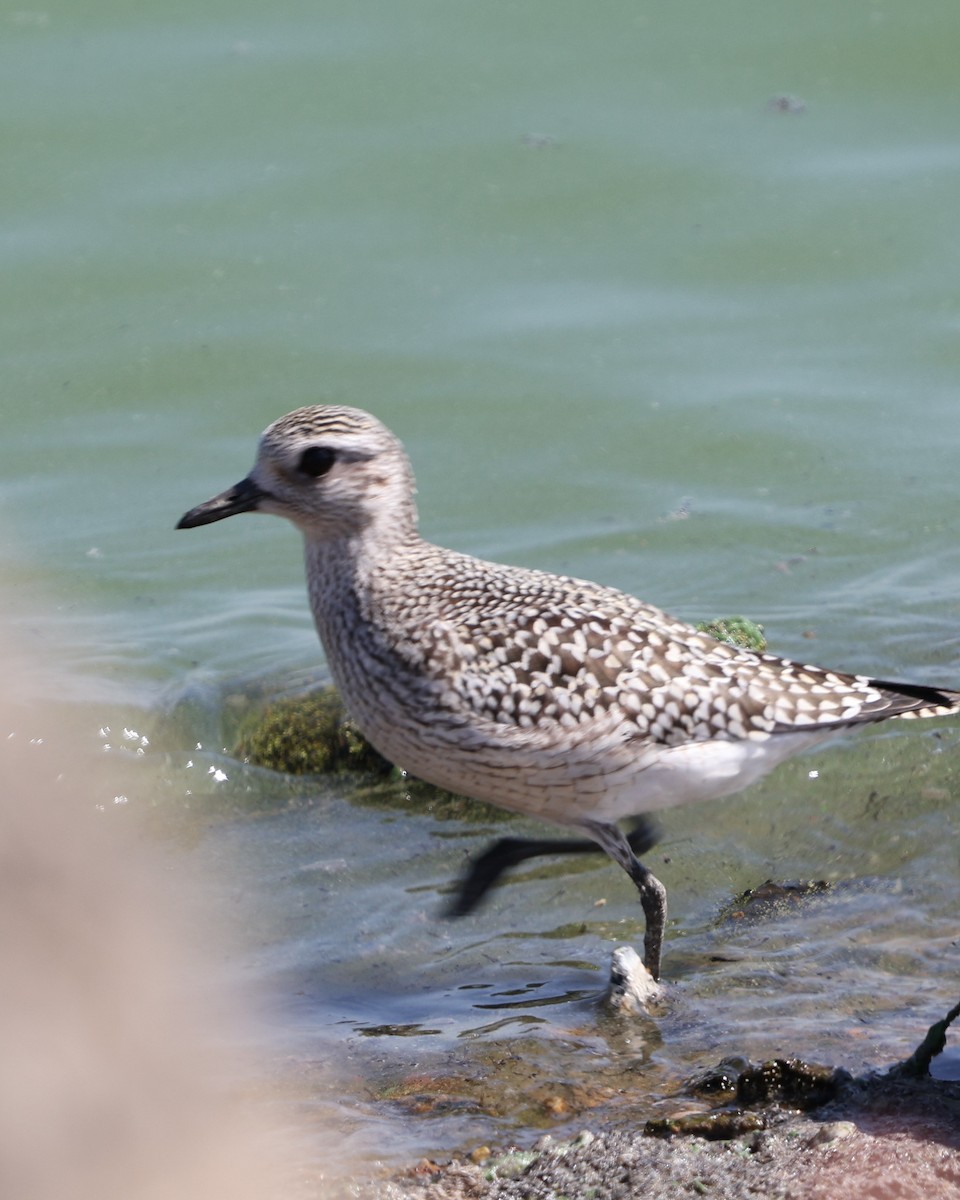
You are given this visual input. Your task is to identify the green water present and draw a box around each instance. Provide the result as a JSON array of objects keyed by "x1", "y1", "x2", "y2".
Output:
[{"x1": 3, "y1": 0, "x2": 960, "y2": 1182}]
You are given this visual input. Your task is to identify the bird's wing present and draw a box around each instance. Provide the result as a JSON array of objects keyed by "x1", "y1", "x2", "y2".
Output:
[{"x1": 420, "y1": 596, "x2": 960, "y2": 743}]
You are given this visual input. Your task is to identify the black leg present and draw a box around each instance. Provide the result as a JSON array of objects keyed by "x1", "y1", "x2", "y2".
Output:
[
  {"x1": 444, "y1": 815, "x2": 659, "y2": 920},
  {"x1": 579, "y1": 819, "x2": 667, "y2": 982}
]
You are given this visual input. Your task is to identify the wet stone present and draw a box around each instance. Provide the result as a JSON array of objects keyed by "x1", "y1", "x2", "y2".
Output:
[
  {"x1": 722, "y1": 878, "x2": 832, "y2": 922},
  {"x1": 604, "y1": 946, "x2": 661, "y2": 1015},
  {"x1": 735, "y1": 1058, "x2": 842, "y2": 1110},
  {"x1": 644, "y1": 1110, "x2": 766, "y2": 1140}
]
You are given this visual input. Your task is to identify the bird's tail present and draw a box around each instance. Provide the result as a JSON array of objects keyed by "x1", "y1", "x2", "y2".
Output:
[{"x1": 870, "y1": 678, "x2": 960, "y2": 722}]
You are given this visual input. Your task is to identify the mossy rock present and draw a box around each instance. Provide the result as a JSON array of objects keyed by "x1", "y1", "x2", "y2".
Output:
[
  {"x1": 234, "y1": 686, "x2": 392, "y2": 776},
  {"x1": 696, "y1": 615, "x2": 766, "y2": 652}
]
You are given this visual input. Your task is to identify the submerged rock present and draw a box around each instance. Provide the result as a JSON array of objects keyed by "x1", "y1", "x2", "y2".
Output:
[{"x1": 721, "y1": 878, "x2": 832, "y2": 923}]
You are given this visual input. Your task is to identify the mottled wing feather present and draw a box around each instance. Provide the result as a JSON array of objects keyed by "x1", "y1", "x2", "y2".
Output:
[{"x1": 415, "y1": 570, "x2": 960, "y2": 744}]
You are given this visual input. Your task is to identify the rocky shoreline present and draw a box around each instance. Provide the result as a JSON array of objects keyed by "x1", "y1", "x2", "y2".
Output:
[
  {"x1": 379, "y1": 1000, "x2": 960, "y2": 1200},
  {"x1": 382, "y1": 1069, "x2": 960, "y2": 1200}
]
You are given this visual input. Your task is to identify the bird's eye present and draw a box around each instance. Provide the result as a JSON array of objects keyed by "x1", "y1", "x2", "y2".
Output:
[{"x1": 297, "y1": 446, "x2": 338, "y2": 478}]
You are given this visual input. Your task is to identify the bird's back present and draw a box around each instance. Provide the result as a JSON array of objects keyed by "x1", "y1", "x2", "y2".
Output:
[{"x1": 305, "y1": 534, "x2": 960, "y2": 825}]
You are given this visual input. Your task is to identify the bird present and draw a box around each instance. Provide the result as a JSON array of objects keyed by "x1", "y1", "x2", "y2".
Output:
[{"x1": 177, "y1": 405, "x2": 960, "y2": 981}]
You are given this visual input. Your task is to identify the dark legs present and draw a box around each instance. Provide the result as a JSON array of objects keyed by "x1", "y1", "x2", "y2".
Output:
[
  {"x1": 579, "y1": 819, "x2": 667, "y2": 982},
  {"x1": 445, "y1": 814, "x2": 666, "y2": 981}
]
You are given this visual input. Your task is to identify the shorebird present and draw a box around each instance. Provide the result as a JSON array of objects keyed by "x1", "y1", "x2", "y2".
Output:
[{"x1": 178, "y1": 405, "x2": 960, "y2": 980}]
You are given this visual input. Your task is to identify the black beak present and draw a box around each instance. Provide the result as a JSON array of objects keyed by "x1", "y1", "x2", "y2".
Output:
[{"x1": 176, "y1": 477, "x2": 266, "y2": 529}]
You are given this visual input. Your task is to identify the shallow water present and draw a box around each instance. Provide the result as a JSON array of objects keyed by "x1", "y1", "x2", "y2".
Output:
[{"x1": 3, "y1": 0, "x2": 960, "y2": 1185}]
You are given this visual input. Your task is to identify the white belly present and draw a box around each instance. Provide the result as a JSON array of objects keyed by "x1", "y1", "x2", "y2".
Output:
[{"x1": 360, "y1": 701, "x2": 832, "y2": 830}]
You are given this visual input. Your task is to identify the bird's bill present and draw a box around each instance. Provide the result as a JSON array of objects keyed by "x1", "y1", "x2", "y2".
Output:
[{"x1": 176, "y1": 477, "x2": 265, "y2": 529}]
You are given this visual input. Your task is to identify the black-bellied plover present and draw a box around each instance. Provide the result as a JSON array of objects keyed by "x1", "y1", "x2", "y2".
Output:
[{"x1": 178, "y1": 405, "x2": 960, "y2": 980}]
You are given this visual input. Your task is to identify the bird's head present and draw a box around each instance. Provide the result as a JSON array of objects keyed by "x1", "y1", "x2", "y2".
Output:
[{"x1": 177, "y1": 405, "x2": 418, "y2": 545}]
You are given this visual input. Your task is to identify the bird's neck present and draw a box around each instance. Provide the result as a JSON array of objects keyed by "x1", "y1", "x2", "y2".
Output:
[
  {"x1": 302, "y1": 530, "x2": 432, "y2": 719},
  {"x1": 302, "y1": 528, "x2": 419, "y2": 645}
]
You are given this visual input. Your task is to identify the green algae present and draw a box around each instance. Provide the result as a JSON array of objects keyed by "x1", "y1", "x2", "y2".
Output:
[
  {"x1": 234, "y1": 686, "x2": 392, "y2": 776},
  {"x1": 695, "y1": 616, "x2": 767, "y2": 652}
]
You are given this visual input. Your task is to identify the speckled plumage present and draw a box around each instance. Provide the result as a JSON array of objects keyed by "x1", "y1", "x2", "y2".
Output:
[{"x1": 178, "y1": 404, "x2": 960, "y2": 980}]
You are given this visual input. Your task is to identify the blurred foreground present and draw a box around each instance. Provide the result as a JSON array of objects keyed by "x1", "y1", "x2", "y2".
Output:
[{"x1": 0, "y1": 618, "x2": 331, "y2": 1199}]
